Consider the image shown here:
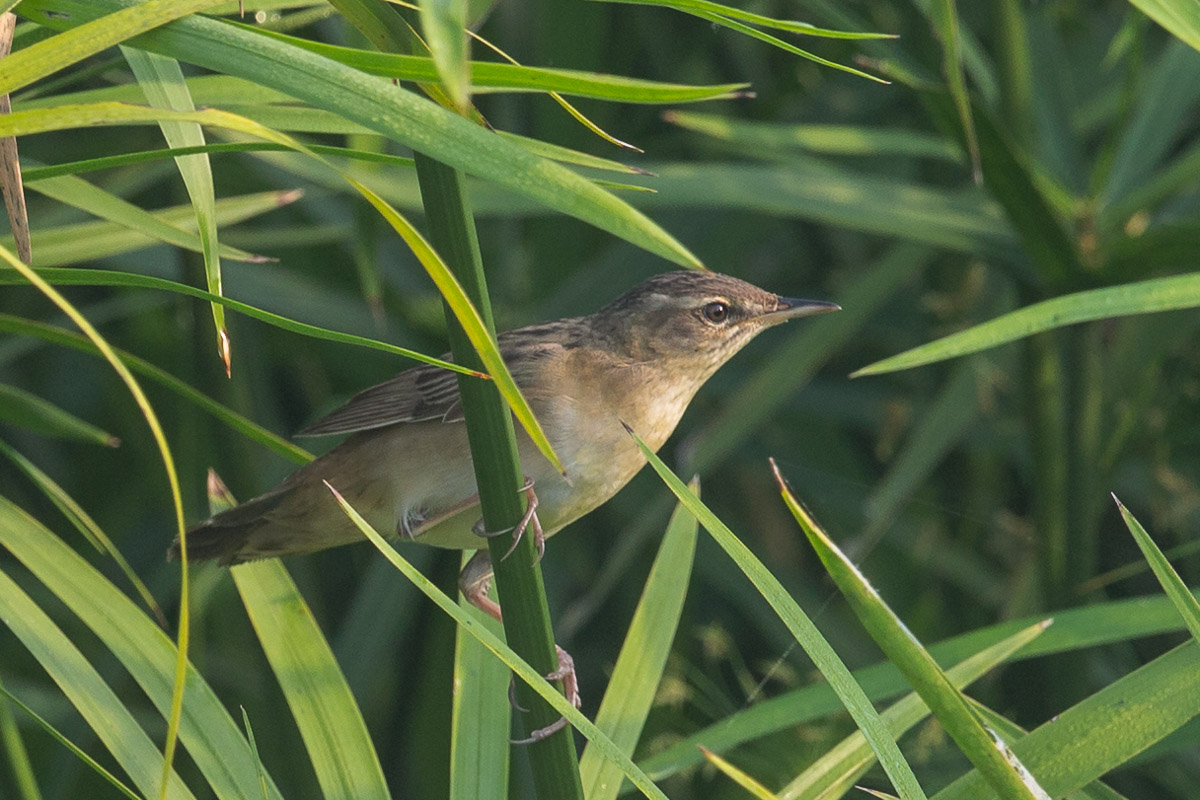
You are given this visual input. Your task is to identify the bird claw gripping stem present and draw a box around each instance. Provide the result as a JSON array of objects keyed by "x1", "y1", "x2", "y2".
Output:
[{"x1": 472, "y1": 477, "x2": 544, "y2": 563}]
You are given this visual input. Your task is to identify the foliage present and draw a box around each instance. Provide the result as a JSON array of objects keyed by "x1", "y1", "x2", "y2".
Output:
[{"x1": 1, "y1": 0, "x2": 1199, "y2": 799}]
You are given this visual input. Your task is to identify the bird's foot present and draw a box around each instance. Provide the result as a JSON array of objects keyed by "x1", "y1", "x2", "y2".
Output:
[
  {"x1": 471, "y1": 477, "x2": 544, "y2": 563},
  {"x1": 509, "y1": 645, "x2": 581, "y2": 745}
]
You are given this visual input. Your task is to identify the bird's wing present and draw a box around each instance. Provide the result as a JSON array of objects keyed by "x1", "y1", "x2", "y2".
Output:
[{"x1": 297, "y1": 363, "x2": 464, "y2": 437}]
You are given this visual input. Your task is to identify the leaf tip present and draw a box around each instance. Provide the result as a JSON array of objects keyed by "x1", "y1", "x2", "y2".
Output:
[{"x1": 219, "y1": 328, "x2": 232, "y2": 378}]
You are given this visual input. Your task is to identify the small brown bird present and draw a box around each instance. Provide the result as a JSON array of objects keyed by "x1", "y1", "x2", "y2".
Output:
[{"x1": 171, "y1": 271, "x2": 836, "y2": 718}]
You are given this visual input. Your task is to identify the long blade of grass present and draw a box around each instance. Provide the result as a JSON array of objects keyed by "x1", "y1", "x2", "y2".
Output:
[
  {"x1": 328, "y1": 483, "x2": 673, "y2": 800},
  {"x1": 419, "y1": 0, "x2": 470, "y2": 111},
  {"x1": 351, "y1": 180, "x2": 563, "y2": 472},
  {"x1": 122, "y1": 46, "x2": 230, "y2": 373},
  {"x1": 665, "y1": 112, "x2": 962, "y2": 162},
  {"x1": 627, "y1": 430, "x2": 926, "y2": 800},
  {"x1": 773, "y1": 462, "x2": 1048, "y2": 800},
  {"x1": 449, "y1": 554, "x2": 510, "y2": 800},
  {"x1": 0, "y1": 267, "x2": 475, "y2": 376},
  {"x1": 852, "y1": 271, "x2": 1200, "y2": 376},
  {"x1": 0, "y1": 495, "x2": 287, "y2": 800},
  {"x1": 932, "y1": 641, "x2": 1200, "y2": 799},
  {"x1": 0, "y1": 97, "x2": 560, "y2": 466},
  {"x1": 580, "y1": 478, "x2": 700, "y2": 800},
  {"x1": 1112, "y1": 495, "x2": 1200, "y2": 643},
  {"x1": 0, "y1": 682, "x2": 138, "y2": 800},
  {"x1": 782, "y1": 620, "x2": 1050, "y2": 800},
  {"x1": 25, "y1": 168, "x2": 265, "y2": 263},
  {"x1": 0, "y1": 438, "x2": 166, "y2": 626},
  {"x1": 1122, "y1": 1, "x2": 1200, "y2": 59},
  {"x1": 700, "y1": 746, "x2": 779, "y2": 799},
  {"x1": 0, "y1": 0, "x2": 227, "y2": 95},
  {"x1": 927, "y1": 0, "x2": 981, "y2": 182},
  {"x1": 233, "y1": 560, "x2": 390, "y2": 800},
  {"x1": 0, "y1": 675, "x2": 41, "y2": 800},
  {"x1": 0, "y1": 383, "x2": 118, "y2": 446},
  {"x1": 593, "y1": 0, "x2": 894, "y2": 39},
  {"x1": 0, "y1": 564, "x2": 194, "y2": 800},
  {"x1": 6, "y1": 189, "x2": 298, "y2": 267},
  {"x1": 0, "y1": 245, "x2": 191, "y2": 800},
  {"x1": 19, "y1": 0, "x2": 703, "y2": 268},
  {"x1": 0, "y1": 314, "x2": 312, "y2": 464},
  {"x1": 220, "y1": 25, "x2": 748, "y2": 102},
  {"x1": 638, "y1": 588, "x2": 1200, "y2": 780}
]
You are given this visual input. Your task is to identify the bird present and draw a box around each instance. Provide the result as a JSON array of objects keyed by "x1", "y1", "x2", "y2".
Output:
[{"x1": 169, "y1": 270, "x2": 837, "y2": 736}]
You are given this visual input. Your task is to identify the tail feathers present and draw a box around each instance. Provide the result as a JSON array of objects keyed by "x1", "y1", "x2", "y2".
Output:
[{"x1": 168, "y1": 489, "x2": 288, "y2": 565}]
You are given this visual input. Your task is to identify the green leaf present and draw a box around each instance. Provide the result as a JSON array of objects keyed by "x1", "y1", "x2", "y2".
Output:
[
  {"x1": 927, "y1": 0, "x2": 981, "y2": 182},
  {"x1": 639, "y1": 590, "x2": 1200, "y2": 780},
  {"x1": 419, "y1": 0, "x2": 471, "y2": 111},
  {"x1": 351, "y1": 181, "x2": 564, "y2": 473},
  {"x1": 1112, "y1": 495, "x2": 1200, "y2": 643},
  {"x1": 1124, "y1": 0, "x2": 1200, "y2": 53},
  {"x1": 0, "y1": 314, "x2": 312, "y2": 464},
  {"x1": 0, "y1": 555, "x2": 195, "y2": 800},
  {"x1": 0, "y1": 496, "x2": 286, "y2": 800},
  {"x1": 932, "y1": 642, "x2": 1200, "y2": 799},
  {"x1": 665, "y1": 112, "x2": 962, "y2": 162},
  {"x1": 853, "y1": 271, "x2": 1200, "y2": 376},
  {"x1": 25, "y1": 166, "x2": 264, "y2": 263},
  {"x1": 628, "y1": 431, "x2": 927, "y2": 800},
  {"x1": 773, "y1": 465, "x2": 1048, "y2": 800},
  {"x1": 595, "y1": 0, "x2": 895, "y2": 40},
  {"x1": 234, "y1": 560, "x2": 390, "y2": 800},
  {"x1": 781, "y1": 620, "x2": 1050, "y2": 800},
  {"x1": 19, "y1": 0, "x2": 703, "y2": 268},
  {"x1": 700, "y1": 746, "x2": 779, "y2": 799},
  {"x1": 580, "y1": 478, "x2": 699, "y2": 800},
  {"x1": 6, "y1": 188, "x2": 297, "y2": 267},
  {"x1": 328, "y1": 485, "x2": 673, "y2": 800},
  {"x1": 0, "y1": 383, "x2": 118, "y2": 446},
  {"x1": 0, "y1": 0, "x2": 228, "y2": 95},
  {"x1": 0, "y1": 438, "x2": 165, "y2": 626},
  {"x1": 0, "y1": 267, "x2": 476, "y2": 377},
  {"x1": 122, "y1": 46, "x2": 230, "y2": 372},
  {"x1": 449, "y1": 555, "x2": 510, "y2": 800}
]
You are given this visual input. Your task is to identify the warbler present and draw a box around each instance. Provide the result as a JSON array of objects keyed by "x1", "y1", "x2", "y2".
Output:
[{"x1": 171, "y1": 270, "x2": 836, "y2": 619}]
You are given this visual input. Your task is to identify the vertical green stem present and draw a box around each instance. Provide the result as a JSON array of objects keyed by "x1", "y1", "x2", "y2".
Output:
[
  {"x1": 414, "y1": 154, "x2": 584, "y2": 799},
  {"x1": 1028, "y1": 331, "x2": 1069, "y2": 604}
]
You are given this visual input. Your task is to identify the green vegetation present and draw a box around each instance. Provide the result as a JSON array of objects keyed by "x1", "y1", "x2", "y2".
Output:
[{"x1": 1, "y1": 1, "x2": 1198, "y2": 798}]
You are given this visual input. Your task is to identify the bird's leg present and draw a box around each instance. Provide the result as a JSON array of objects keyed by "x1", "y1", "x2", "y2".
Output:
[
  {"x1": 471, "y1": 477, "x2": 545, "y2": 563},
  {"x1": 458, "y1": 549, "x2": 581, "y2": 744}
]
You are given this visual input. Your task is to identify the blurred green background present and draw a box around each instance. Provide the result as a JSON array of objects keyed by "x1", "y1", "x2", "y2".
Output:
[{"x1": 1, "y1": 0, "x2": 1199, "y2": 798}]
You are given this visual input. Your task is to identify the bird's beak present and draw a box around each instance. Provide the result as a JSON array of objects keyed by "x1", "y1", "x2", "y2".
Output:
[{"x1": 762, "y1": 297, "x2": 841, "y2": 325}]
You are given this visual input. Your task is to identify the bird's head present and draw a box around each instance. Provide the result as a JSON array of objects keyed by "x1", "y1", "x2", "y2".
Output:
[{"x1": 591, "y1": 271, "x2": 839, "y2": 377}]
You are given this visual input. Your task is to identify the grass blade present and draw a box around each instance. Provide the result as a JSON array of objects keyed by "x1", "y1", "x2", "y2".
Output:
[
  {"x1": 772, "y1": 462, "x2": 1049, "y2": 800},
  {"x1": 327, "y1": 483, "x2": 673, "y2": 800},
  {"x1": 0, "y1": 494, "x2": 287, "y2": 800},
  {"x1": 122, "y1": 46, "x2": 230, "y2": 373},
  {"x1": 0, "y1": 245, "x2": 191, "y2": 800},
  {"x1": 0, "y1": 314, "x2": 312, "y2": 464},
  {"x1": 0, "y1": 383, "x2": 118, "y2": 446},
  {"x1": 419, "y1": 0, "x2": 470, "y2": 111},
  {"x1": 0, "y1": 0, "x2": 227, "y2": 95},
  {"x1": 628, "y1": 430, "x2": 927, "y2": 800},
  {"x1": 1123, "y1": 1, "x2": 1200, "y2": 59},
  {"x1": 580, "y1": 478, "x2": 699, "y2": 800},
  {"x1": 700, "y1": 746, "x2": 779, "y2": 799},
  {"x1": 932, "y1": 642, "x2": 1200, "y2": 799},
  {"x1": 19, "y1": 0, "x2": 703, "y2": 268},
  {"x1": 234, "y1": 560, "x2": 390, "y2": 800},
  {"x1": 853, "y1": 271, "x2": 1200, "y2": 376},
  {"x1": 0, "y1": 267, "x2": 475, "y2": 377},
  {"x1": 781, "y1": 620, "x2": 1051, "y2": 800},
  {"x1": 1112, "y1": 494, "x2": 1200, "y2": 643},
  {"x1": 0, "y1": 559, "x2": 194, "y2": 800}
]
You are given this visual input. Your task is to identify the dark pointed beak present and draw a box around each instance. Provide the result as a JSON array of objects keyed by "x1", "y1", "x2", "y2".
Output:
[{"x1": 762, "y1": 297, "x2": 841, "y2": 324}]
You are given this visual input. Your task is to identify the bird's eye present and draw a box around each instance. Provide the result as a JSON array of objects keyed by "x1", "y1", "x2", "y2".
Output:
[{"x1": 701, "y1": 301, "x2": 730, "y2": 324}]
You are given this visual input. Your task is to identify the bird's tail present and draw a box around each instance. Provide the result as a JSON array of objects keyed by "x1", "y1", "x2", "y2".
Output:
[{"x1": 167, "y1": 479, "x2": 289, "y2": 566}]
